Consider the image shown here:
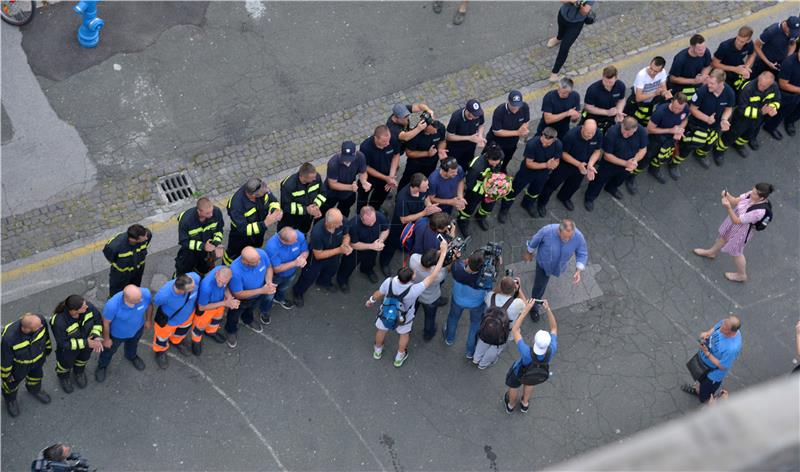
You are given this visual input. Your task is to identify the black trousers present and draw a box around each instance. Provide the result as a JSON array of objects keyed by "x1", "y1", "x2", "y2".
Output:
[
  {"x1": 487, "y1": 140, "x2": 520, "y2": 174},
  {"x1": 449, "y1": 145, "x2": 478, "y2": 171},
  {"x1": 457, "y1": 190, "x2": 496, "y2": 220},
  {"x1": 2, "y1": 358, "x2": 45, "y2": 401},
  {"x1": 336, "y1": 249, "x2": 379, "y2": 285},
  {"x1": 398, "y1": 158, "x2": 438, "y2": 191},
  {"x1": 97, "y1": 327, "x2": 143, "y2": 368},
  {"x1": 292, "y1": 255, "x2": 341, "y2": 297},
  {"x1": 322, "y1": 192, "x2": 357, "y2": 218},
  {"x1": 764, "y1": 93, "x2": 800, "y2": 132},
  {"x1": 538, "y1": 163, "x2": 584, "y2": 207},
  {"x1": 717, "y1": 113, "x2": 760, "y2": 155},
  {"x1": 584, "y1": 161, "x2": 629, "y2": 202},
  {"x1": 109, "y1": 267, "x2": 144, "y2": 298},
  {"x1": 499, "y1": 170, "x2": 551, "y2": 212},
  {"x1": 225, "y1": 232, "x2": 266, "y2": 266},
  {"x1": 55, "y1": 347, "x2": 92, "y2": 377},
  {"x1": 357, "y1": 177, "x2": 391, "y2": 213},
  {"x1": 645, "y1": 134, "x2": 677, "y2": 169},
  {"x1": 279, "y1": 213, "x2": 315, "y2": 234},
  {"x1": 174, "y1": 248, "x2": 214, "y2": 277},
  {"x1": 676, "y1": 120, "x2": 718, "y2": 163},
  {"x1": 552, "y1": 11, "x2": 585, "y2": 74}
]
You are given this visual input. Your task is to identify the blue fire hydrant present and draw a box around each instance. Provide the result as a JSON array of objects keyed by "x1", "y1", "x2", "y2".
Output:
[{"x1": 73, "y1": 1, "x2": 104, "y2": 48}]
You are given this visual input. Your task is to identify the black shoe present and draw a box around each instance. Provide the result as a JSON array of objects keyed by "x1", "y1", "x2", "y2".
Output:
[
  {"x1": 785, "y1": 121, "x2": 796, "y2": 136},
  {"x1": 275, "y1": 298, "x2": 295, "y2": 310},
  {"x1": 260, "y1": 312, "x2": 271, "y2": 325},
  {"x1": 5, "y1": 399, "x2": 19, "y2": 417},
  {"x1": 536, "y1": 205, "x2": 547, "y2": 218},
  {"x1": 649, "y1": 166, "x2": 667, "y2": 184},
  {"x1": 380, "y1": 265, "x2": 392, "y2": 278},
  {"x1": 192, "y1": 341, "x2": 202, "y2": 356},
  {"x1": 172, "y1": 342, "x2": 189, "y2": 356},
  {"x1": 766, "y1": 127, "x2": 783, "y2": 141},
  {"x1": 584, "y1": 200, "x2": 594, "y2": 212},
  {"x1": 207, "y1": 332, "x2": 226, "y2": 344},
  {"x1": 476, "y1": 218, "x2": 489, "y2": 231},
  {"x1": 713, "y1": 153, "x2": 724, "y2": 167},
  {"x1": 28, "y1": 390, "x2": 51, "y2": 404},
  {"x1": 522, "y1": 204, "x2": 538, "y2": 218},
  {"x1": 130, "y1": 356, "x2": 146, "y2": 371},
  {"x1": 73, "y1": 370, "x2": 87, "y2": 389},
  {"x1": 668, "y1": 165, "x2": 681, "y2": 180},
  {"x1": 456, "y1": 219, "x2": 470, "y2": 237},
  {"x1": 605, "y1": 187, "x2": 623, "y2": 200},
  {"x1": 155, "y1": 352, "x2": 168, "y2": 369},
  {"x1": 365, "y1": 272, "x2": 379, "y2": 283},
  {"x1": 624, "y1": 177, "x2": 638, "y2": 195},
  {"x1": 748, "y1": 135, "x2": 760, "y2": 150},
  {"x1": 293, "y1": 294, "x2": 305, "y2": 308},
  {"x1": 95, "y1": 367, "x2": 107, "y2": 383},
  {"x1": 497, "y1": 210, "x2": 509, "y2": 224},
  {"x1": 59, "y1": 375, "x2": 74, "y2": 394},
  {"x1": 559, "y1": 198, "x2": 575, "y2": 211},
  {"x1": 697, "y1": 156, "x2": 710, "y2": 169},
  {"x1": 338, "y1": 282, "x2": 350, "y2": 294},
  {"x1": 734, "y1": 145, "x2": 749, "y2": 159},
  {"x1": 319, "y1": 283, "x2": 337, "y2": 294}
]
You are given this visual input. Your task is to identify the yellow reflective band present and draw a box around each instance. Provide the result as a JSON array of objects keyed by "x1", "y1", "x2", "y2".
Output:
[
  {"x1": 268, "y1": 202, "x2": 281, "y2": 211},
  {"x1": 111, "y1": 263, "x2": 135, "y2": 272},
  {"x1": 77, "y1": 339, "x2": 85, "y2": 350},
  {"x1": 117, "y1": 251, "x2": 133, "y2": 258},
  {"x1": 748, "y1": 96, "x2": 761, "y2": 102},
  {"x1": 469, "y1": 155, "x2": 481, "y2": 168},
  {"x1": 66, "y1": 323, "x2": 79, "y2": 334},
  {"x1": 295, "y1": 203, "x2": 304, "y2": 215},
  {"x1": 203, "y1": 222, "x2": 218, "y2": 231},
  {"x1": 136, "y1": 243, "x2": 148, "y2": 252},
  {"x1": 472, "y1": 182, "x2": 482, "y2": 193},
  {"x1": 243, "y1": 207, "x2": 257, "y2": 218},
  {"x1": 11, "y1": 340, "x2": 29, "y2": 350},
  {"x1": 764, "y1": 93, "x2": 775, "y2": 100},
  {"x1": 292, "y1": 190, "x2": 306, "y2": 197},
  {"x1": 70, "y1": 339, "x2": 77, "y2": 350},
  {"x1": 1, "y1": 366, "x2": 11, "y2": 372},
  {"x1": 315, "y1": 195, "x2": 327, "y2": 204},
  {"x1": 177, "y1": 210, "x2": 186, "y2": 223},
  {"x1": 771, "y1": 102, "x2": 780, "y2": 110},
  {"x1": 14, "y1": 353, "x2": 44, "y2": 364},
  {"x1": 187, "y1": 227, "x2": 204, "y2": 236},
  {"x1": 226, "y1": 196, "x2": 233, "y2": 209},
  {"x1": 307, "y1": 184, "x2": 320, "y2": 193},
  {"x1": 33, "y1": 329, "x2": 45, "y2": 343},
  {"x1": 91, "y1": 326, "x2": 103, "y2": 336},
  {"x1": 246, "y1": 222, "x2": 261, "y2": 236}
]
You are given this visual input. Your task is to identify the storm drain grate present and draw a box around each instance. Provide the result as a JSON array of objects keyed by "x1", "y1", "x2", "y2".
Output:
[{"x1": 157, "y1": 172, "x2": 195, "y2": 204}]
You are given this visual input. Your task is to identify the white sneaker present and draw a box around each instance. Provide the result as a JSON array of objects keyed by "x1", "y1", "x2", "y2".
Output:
[
  {"x1": 547, "y1": 37, "x2": 561, "y2": 48},
  {"x1": 548, "y1": 73, "x2": 560, "y2": 83}
]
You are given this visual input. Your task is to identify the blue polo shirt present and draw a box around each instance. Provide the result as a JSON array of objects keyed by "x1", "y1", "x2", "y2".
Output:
[
  {"x1": 229, "y1": 248, "x2": 270, "y2": 298},
  {"x1": 537, "y1": 90, "x2": 581, "y2": 137},
  {"x1": 390, "y1": 185, "x2": 429, "y2": 228},
  {"x1": 690, "y1": 84, "x2": 736, "y2": 128},
  {"x1": 650, "y1": 103, "x2": 689, "y2": 130},
  {"x1": 668, "y1": 48, "x2": 712, "y2": 92},
  {"x1": 519, "y1": 137, "x2": 563, "y2": 174},
  {"x1": 699, "y1": 321, "x2": 742, "y2": 382},
  {"x1": 326, "y1": 152, "x2": 367, "y2": 199},
  {"x1": 427, "y1": 167, "x2": 465, "y2": 214},
  {"x1": 584, "y1": 79, "x2": 626, "y2": 111},
  {"x1": 360, "y1": 135, "x2": 399, "y2": 177},
  {"x1": 512, "y1": 335, "x2": 558, "y2": 375},
  {"x1": 602, "y1": 123, "x2": 648, "y2": 160},
  {"x1": 346, "y1": 211, "x2": 389, "y2": 244},
  {"x1": 411, "y1": 220, "x2": 443, "y2": 255},
  {"x1": 487, "y1": 102, "x2": 531, "y2": 147},
  {"x1": 780, "y1": 53, "x2": 800, "y2": 90},
  {"x1": 759, "y1": 22, "x2": 795, "y2": 64},
  {"x1": 198, "y1": 266, "x2": 227, "y2": 307},
  {"x1": 154, "y1": 272, "x2": 200, "y2": 326},
  {"x1": 713, "y1": 37, "x2": 754, "y2": 67},
  {"x1": 446, "y1": 108, "x2": 485, "y2": 155},
  {"x1": 561, "y1": 125, "x2": 602, "y2": 163},
  {"x1": 103, "y1": 288, "x2": 151, "y2": 339},
  {"x1": 265, "y1": 231, "x2": 308, "y2": 278}
]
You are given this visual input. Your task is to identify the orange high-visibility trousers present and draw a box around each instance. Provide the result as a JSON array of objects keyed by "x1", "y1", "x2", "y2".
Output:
[
  {"x1": 153, "y1": 315, "x2": 194, "y2": 352},
  {"x1": 191, "y1": 306, "x2": 225, "y2": 343}
]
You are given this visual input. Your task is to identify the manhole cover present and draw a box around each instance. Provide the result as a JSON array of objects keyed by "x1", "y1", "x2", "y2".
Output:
[{"x1": 157, "y1": 172, "x2": 195, "y2": 204}]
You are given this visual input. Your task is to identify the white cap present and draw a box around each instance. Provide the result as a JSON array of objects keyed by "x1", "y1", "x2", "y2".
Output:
[{"x1": 533, "y1": 330, "x2": 551, "y2": 356}]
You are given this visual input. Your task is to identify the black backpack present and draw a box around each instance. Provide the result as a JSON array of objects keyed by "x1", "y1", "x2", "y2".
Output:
[
  {"x1": 477, "y1": 294, "x2": 514, "y2": 346},
  {"x1": 746, "y1": 201, "x2": 772, "y2": 233},
  {"x1": 518, "y1": 347, "x2": 551, "y2": 386}
]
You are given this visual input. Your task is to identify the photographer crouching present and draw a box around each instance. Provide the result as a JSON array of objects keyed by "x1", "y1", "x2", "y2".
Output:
[{"x1": 31, "y1": 443, "x2": 93, "y2": 472}]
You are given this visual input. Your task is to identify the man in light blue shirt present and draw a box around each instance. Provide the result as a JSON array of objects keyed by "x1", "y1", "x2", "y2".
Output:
[
  {"x1": 152, "y1": 273, "x2": 200, "y2": 369},
  {"x1": 522, "y1": 219, "x2": 588, "y2": 321},
  {"x1": 682, "y1": 315, "x2": 743, "y2": 403},
  {"x1": 96, "y1": 285, "x2": 152, "y2": 383},
  {"x1": 264, "y1": 227, "x2": 309, "y2": 312}
]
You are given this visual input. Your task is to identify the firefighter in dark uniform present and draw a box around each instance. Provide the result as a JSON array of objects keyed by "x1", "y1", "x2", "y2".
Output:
[
  {"x1": 1, "y1": 313, "x2": 52, "y2": 417},
  {"x1": 763, "y1": 49, "x2": 800, "y2": 138},
  {"x1": 498, "y1": 127, "x2": 562, "y2": 223},
  {"x1": 582, "y1": 65, "x2": 627, "y2": 134},
  {"x1": 486, "y1": 90, "x2": 531, "y2": 173},
  {"x1": 711, "y1": 26, "x2": 756, "y2": 96},
  {"x1": 445, "y1": 99, "x2": 487, "y2": 170},
  {"x1": 102, "y1": 224, "x2": 152, "y2": 298},
  {"x1": 399, "y1": 117, "x2": 447, "y2": 191},
  {"x1": 279, "y1": 162, "x2": 327, "y2": 234},
  {"x1": 175, "y1": 197, "x2": 224, "y2": 276},
  {"x1": 456, "y1": 143, "x2": 504, "y2": 237},
  {"x1": 667, "y1": 34, "x2": 712, "y2": 98},
  {"x1": 671, "y1": 69, "x2": 735, "y2": 177},
  {"x1": 223, "y1": 178, "x2": 283, "y2": 265},
  {"x1": 644, "y1": 94, "x2": 690, "y2": 184},
  {"x1": 715, "y1": 71, "x2": 781, "y2": 160},
  {"x1": 49, "y1": 295, "x2": 103, "y2": 394}
]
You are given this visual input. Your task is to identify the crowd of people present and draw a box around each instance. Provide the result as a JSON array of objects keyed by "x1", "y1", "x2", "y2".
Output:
[{"x1": 3, "y1": 14, "x2": 800, "y2": 421}]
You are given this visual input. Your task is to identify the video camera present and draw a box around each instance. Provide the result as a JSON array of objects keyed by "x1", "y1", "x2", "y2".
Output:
[
  {"x1": 32, "y1": 454, "x2": 93, "y2": 472},
  {"x1": 419, "y1": 110, "x2": 435, "y2": 126},
  {"x1": 437, "y1": 233, "x2": 469, "y2": 266},
  {"x1": 476, "y1": 241, "x2": 503, "y2": 289}
]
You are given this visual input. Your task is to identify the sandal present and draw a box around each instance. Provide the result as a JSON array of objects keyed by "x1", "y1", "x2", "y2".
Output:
[
  {"x1": 680, "y1": 383, "x2": 697, "y2": 396},
  {"x1": 432, "y1": 1, "x2": 443, "y2": 14},
  {"x1": 724, "y1": 272, "x2": 747, "y2": 283},
  {"x1": 453, "y1": 8, "x2": 466, "y2": 25},
  {"x1": 692, "y1": 248, "x2": 715, "y2": 259}
]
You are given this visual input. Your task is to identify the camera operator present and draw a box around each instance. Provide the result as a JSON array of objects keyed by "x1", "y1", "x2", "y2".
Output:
[
  {"x1": 398, "y1": 114, "x2": 447, "y2": 191},
  {"x1": 32, "y1": 443, "x2": 92, "y2": 472},
  {"x1": 411, "y1": 212, "x2": 455, "y2": 256},
  {"x1": 443, "y1": 250, "x2": 491, "y2": 359}
]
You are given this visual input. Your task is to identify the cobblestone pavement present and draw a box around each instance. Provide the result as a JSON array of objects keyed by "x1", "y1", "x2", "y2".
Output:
[{"x1": 0, "y1": 1, "x2": 775, "y2": 264}]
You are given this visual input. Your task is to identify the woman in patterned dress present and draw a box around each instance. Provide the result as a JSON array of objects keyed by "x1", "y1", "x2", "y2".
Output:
[{"x1": 692, "y1": 182, "x2": 774, "y2": 282}]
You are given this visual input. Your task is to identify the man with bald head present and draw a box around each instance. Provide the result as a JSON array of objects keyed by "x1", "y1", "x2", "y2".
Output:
[
  {"x1": 2, "y1": 313, "x2": 52, "y2": 417},
  {"x1": 95, "y1": 284, "x2": 153, "y2": 383},
  {"x1": 225, "y1": 246, "x2": 277, "y2": 348},
  {"x1": 537, "y1": 119, "x2": 603, "y2": 216},
  {"x1": 191, "y1": 266, "x2": 239, "y2": 355},
  {"x1": 682, "y1": 315, "x2": 743, "y2": 403},
  {"x1": 290, "y1": 208, "x2": 352, "y2": 307},
  {"x1": 264, "y1": 226, "x2": 309, "y2": 314}
]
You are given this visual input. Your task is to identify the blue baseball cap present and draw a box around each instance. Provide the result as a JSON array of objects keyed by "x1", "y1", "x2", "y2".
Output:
[
  {"x1": 787, "y1": 16, "x2": 800, "y2": 40},
  {"x1": 465, "y1": 99, "x2": 483, "y2": 117},
  {"x1": 341, "y1": 141, "x2": 357, "y2": 160},
  {"x1": 508, "y1": 90, "x2": 524, "y2": 106}
]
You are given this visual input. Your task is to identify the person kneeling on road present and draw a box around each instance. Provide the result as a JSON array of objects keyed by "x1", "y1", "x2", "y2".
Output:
[
  {"x1": 366, "y1": 239, "x2": 448, "y2": 368},
  {"x1": 504, "y1": 299, "x2": 558, "y2": 414}
]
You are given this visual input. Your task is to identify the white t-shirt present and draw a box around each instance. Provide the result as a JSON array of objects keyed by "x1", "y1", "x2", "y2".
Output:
[
  {"x1": 408, "y1": 253, "x2": 447, "y2": 304},
  {"x1": 484, "y1": 292, "x2": 525, "y2": 323},
  {"x1": 379, "y1": 277, "x2": 426, "y2": 321},
  {"x1": 632, "y1": 67, "x2": 667, "y2": 103}
]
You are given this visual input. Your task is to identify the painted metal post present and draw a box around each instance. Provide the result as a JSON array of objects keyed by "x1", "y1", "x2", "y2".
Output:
[{"x1": 73, "y1": 1, "x2": 104, "y2": 48}]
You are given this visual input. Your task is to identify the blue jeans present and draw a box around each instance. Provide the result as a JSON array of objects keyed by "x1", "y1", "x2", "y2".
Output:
[
  {"x1": 531, "y1": 263, "x2": 551, "y2": 315},
  {"x1": 97, "y1": 327, "x2": 143, "y2": 368},
  {"x1": 225, "y1": 293, "x2": 273, "y2": 334},
  {"x1": 262, "y1": 273, "x2": 294, "y2": 313},
  {"x1": 445, "y1": 298, "x2": 486, "y2": 356}
]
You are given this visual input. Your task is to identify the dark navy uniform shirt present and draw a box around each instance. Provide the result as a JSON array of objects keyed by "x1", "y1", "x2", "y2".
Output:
[
  {"x1": 668, "y1": 48, "x2": 712, "y2": 92},
  {"x1": 446, "y1": 108, "x2": 485, "y2": 154},
  {"x1": 561, "y1": 125, "x2": 602, "y2": 163},
  {"x1": 649, "y1": 103, "x2": 689, "y2": 130},
  {"x1": 584, "y1": 79, "x2": 626, "y2": 111},
  {"x1": 519, "y1": 138, "x2": 563, "y2": 174},
  {"x1": 759, "y1": 22, "x2": 794, "y2": 64},
  {"x1": 391, "y1": 185, "x2": 428, "y2": 227},
  {"x1": 326, "y1": 152, "x2": 367, "y2": 199},
  {"x1": 713, "y1": 37, "x2": 754, "y2": 67},
  {"x1": 537, "y1": 90, "x2": 581, "y2": 137},
  {"x1": 779, "y1": 53, "x2": 800, "y2": 91},
  {"x1": 406, "y1": 121, "x2": 447, "y2": 169},
  {"x1": 602, "y1": 123, "x2": 648, "y2": 160},
  {"x1": 690, "y1": 84, "x2": 736, "y2": 128},
  {"x1": 360, "y1": 135, "x2": 399, "y2": 177},
  {"x1": 310, "y1": 220, "x2": 346, "y2": 258},
  {"x1": 487, "y1": 102, "x2": 531, "y2": 147},
  {"x1": 346, "y1": 211, "x2": 389, "y2": 245}
]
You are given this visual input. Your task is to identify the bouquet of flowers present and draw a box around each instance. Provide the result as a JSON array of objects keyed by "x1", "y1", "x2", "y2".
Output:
[{"x1": 482, "y1": 172, "x2": 513, "y2": 202}]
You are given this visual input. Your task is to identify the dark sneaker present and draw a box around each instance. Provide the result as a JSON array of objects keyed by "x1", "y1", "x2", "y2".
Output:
[
  {"x1": 497, "y1": 210, "x2": 509, "y2": 224},
  {"x1": 5, "y1": 399, "x2": 19, "y2": 417},
  {"x1": 293, "y1": 294, "x2": 305, "y2": 308},
  {"x1": 207, "y1": 332, "x2": 226, "y2": 344},
  {"x1": 668, "y1": 165, "x2": 681, "y2": 180},
  {"x1": 259, "y1": 313, "x2": 271, "y2": 326},
  {"x1": 696, "y1": 156, "x2": 710, "y2": 168},
  {"x1": 191, "y1": 341, "x2": 202, "y2": 356},
  {"x1": 365, "y1": 272, "x2": 379, "y2": 283},
  {"x1": 226, "y1": 332, "x2": 238, "y2": 349},
  {"x1": 95, "y1": 367, "x2": 107, "y2": 383},
  {"x1": 73, "y1": 370, "x2": 88, "y2": 389},
  {"x1": 172, "y1": 342, "x2": 189, "y2": 356},
  {"x1": 320, "y1": 283, "x2": 338, "y2": 294},
  {"x1": 59, "y1": 375, "x2": 74, "y2": 394},
  {"x1": 155, "y1": 352, "x2": 169, "y2": 369},
  {"x1": 747, "y1": 136, "x2": 759, "y2": 150},
  {"x1": 713, "y1": 153, "x2": 724, "y2": 167},
  {"x1": 766, "y1": 127, "x2": 783, "y2": 141},
  {"x1": 130, "y1": 356, "x2": 146, "y2": 371},
  {"x1": 476, "y1": 217, "x2": 490, "y2": 231},
  {"x1": 275, "y1": 298, "x2": 295, "y2": 310},
  {"x1": 28, "y1": 390, "x2": 51, "y2": 404},
  {"x1": 785, "y1": 121, "x2": 796, "y2": 136},
  {"x1": 338, "y1": 282, "x2": 350, "y2": 294},
  {"x1": 504, "y1": 392, "x2": 514, "y2": 414},
  {"x1": 625, "y1": 177, "x2": 638, "y2": 195},
  {"x1": 246, "y1": 321, "x2": 263, "y2": 333},
  {"x1": 456, "y1": 219, "x2": 470, "y2": 237},
  {"x1": 520, "y1": 401, "x2": 529, "y2": 413},
  {"x1": 560, "y1": 198, "x2": 575, "y2": 211},
  {"x1": 536, "y1": 206, "x2": 547, "y2": 218},
  {"x1": 380, "y1": 265, "x2": 392, "y2": 278},
  {"x1": 584, "y1": 200, "x2": 594, "y2": 212},
  {"x1": 522, "y1": 204, "x2": 538, "y2": 218},
  {"x1": 605, "y1": 187, "x2": 623, "y2": 200},
  {"x1": 649, "y1": 166, "x2": 666, "y2": 184},
  {"x1": 734, "y1": 145, "x2": 749, "y2": 159}
]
